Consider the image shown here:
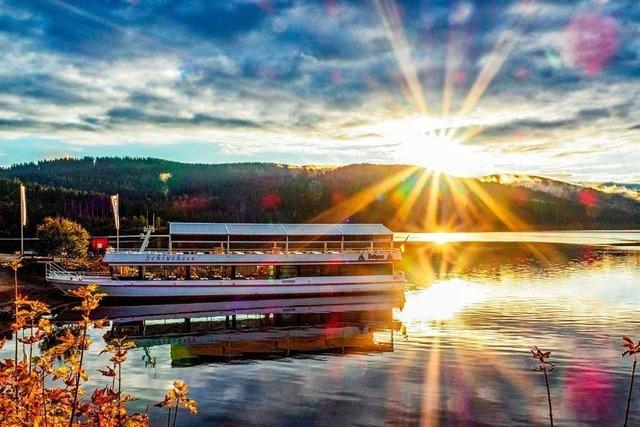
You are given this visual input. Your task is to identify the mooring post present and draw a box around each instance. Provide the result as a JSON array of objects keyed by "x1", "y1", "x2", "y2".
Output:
[{"x1": 390, "y1": 328, "x2": 394, "y2": 349}]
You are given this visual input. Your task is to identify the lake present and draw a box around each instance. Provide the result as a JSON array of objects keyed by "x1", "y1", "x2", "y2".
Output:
[{"x1": 2, "y1": 232, "x2": 640, "y2": 425}]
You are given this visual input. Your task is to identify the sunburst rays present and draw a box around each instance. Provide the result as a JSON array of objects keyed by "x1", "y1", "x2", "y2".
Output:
[
  {"x1": 390, "y1": 169, "x2": 430, "y2": 230},
  {"x1": 311, "y1": 166, "x2": 419, "y2": 223},
  {"x1": 312, "y1": 5, "x2": 565, "y2": 422},
  {"x1": 460, "y1": 1, "x2": 536, "y2": 116},
  {"x1": 354, "y1": 1, "x2": 560, "y2": 265},
  {"x1": 373, "y1": 0, "x2": 431, "y2": 115},
  {"x1": 421, "y1": 333, "x2": 441, "y2": 426},
  {"x1": 373, "y1": 0, "x2": 539, "y2": 159}
]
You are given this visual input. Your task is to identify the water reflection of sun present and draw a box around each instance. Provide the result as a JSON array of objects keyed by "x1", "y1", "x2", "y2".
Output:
[{"x1": 397, "y1": 279, "x2": 487, "y2": 325}]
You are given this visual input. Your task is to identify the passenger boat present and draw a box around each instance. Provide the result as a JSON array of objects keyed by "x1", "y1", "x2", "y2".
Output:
[{"x1": 46, "y1": 222, "x2": 406, "y2": 299}]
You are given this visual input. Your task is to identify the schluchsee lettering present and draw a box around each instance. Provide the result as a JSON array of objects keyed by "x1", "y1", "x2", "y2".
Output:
[{"x1": 145, "y1": 254, "x2": 197, "y2": 262}]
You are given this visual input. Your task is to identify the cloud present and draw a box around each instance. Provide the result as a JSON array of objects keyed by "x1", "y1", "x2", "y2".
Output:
[
  {"x1": 0, "y1": 73, "x2": 89, "y2": 105},
  {"x1": 0, "y1": 118, "x2": 95, "y2": 132},
  {"x1": 0, "y1": 1, "x2": 638, "y2": 182},
  {"x1": 103, "y1": 108, "x2": 265, "y2": 129}
]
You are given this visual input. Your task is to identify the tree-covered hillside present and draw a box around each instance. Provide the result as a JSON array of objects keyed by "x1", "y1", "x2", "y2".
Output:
[{"x1": 0, "y1": 157, "x2": 639, "y2": 236}]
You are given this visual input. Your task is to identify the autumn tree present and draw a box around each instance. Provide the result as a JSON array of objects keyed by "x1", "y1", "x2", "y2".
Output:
[{"x1": 36, "y1": 216, "x2": 90, "y2": 259}]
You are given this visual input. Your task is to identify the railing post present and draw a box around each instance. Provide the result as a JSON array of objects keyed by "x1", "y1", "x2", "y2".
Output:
[{"x1": 285, "y1": 236, "x2": 289, "y2": 254}]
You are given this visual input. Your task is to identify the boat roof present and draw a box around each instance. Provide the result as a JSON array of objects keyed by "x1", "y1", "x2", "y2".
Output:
[{"x1": 169, "y1": 222, "x2": 393, "y2": 236}]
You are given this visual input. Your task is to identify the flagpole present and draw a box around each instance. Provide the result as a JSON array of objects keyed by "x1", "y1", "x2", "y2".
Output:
[
  {"x1": 116, "y1": 193, "x2": 119, "y2": 250},
  {"x1": 19, "y1": 184, "x2": 26, "y2": 256},
  {"x1": 111, "y1": 194, "x2": 120, "y2": 251}
]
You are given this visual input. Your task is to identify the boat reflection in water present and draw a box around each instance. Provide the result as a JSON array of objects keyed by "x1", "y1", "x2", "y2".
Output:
[{"x1": 54, "y1": 293, "x2": 405, "y2": 366}]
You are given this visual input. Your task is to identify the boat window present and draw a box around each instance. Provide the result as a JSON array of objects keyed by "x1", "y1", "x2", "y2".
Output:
[
  {"x1": 126, "y1": 262, "x2": 392, "y2": 280},
  {"x1": 235, "y1": 265, "x2": 275, "y2": 280},
  {"x1": 115, "y1": 266, "x2": 139, "y2": 279},
  {"x1": 273, "y1": 263, "x2": 392, "y2": 278},
  {"x1": 199, "y1": 266, "x2": 229, "y2": 279},
  {"x1": 321, "y1": 264, "x2": 340, "y2": 276},
  {"x1": 143, "y1": 266, "x2": 165, "y2": 280},
  {"x1": 278, "y1": 265, "x2": 298, "y2": 279},
  {"x1": 340, "y1": 263, "x2": 393, "y2": 275},
  {"x1": 254, "y1": 265, "x2": 275, "y2": 279},
  {"x1": 190, "y1": 266, "x2": 209, "y2": 280},
  {"x1": 164, "y1": 266, "x2": 186, "y2": 280},
  {"x1": 299, "y1": 265, "x2": 322, "y2": 277},
  {"x1": 234, "y1": 265, "x2": 248, "y2": 279}
]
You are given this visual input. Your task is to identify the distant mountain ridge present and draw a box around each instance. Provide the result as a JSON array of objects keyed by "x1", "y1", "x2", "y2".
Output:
[{"x1": 0, "y1": 157, "x2": 638, "y2": 236}]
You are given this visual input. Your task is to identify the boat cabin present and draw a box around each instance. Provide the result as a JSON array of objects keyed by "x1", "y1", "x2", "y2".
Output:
[
  {"x1": 104, "y1": 222, "x2": 400, "y2": 281},
  {"x1": 167, "y1": 222, "x2": 394, "y2": 254}
]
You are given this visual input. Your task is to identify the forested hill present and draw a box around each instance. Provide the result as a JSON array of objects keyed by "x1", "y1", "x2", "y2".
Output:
[{"x1": 0, "y1": 157, "x2": 639, "y2": 236}]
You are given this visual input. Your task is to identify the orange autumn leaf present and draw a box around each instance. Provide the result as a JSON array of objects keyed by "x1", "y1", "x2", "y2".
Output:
[
  {"x1": 91, "y1": 386, "x2": 117, "y2": 405},
  {"x1": 98, "y1": 366, "x2": 117, "y2": 377}
]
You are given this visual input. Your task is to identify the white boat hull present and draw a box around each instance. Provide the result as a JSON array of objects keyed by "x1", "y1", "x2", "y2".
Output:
[{"x1": 48, "y1": 275, "x2": 405, "y2": 299}]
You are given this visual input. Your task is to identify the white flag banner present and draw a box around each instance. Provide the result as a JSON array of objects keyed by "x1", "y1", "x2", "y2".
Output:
[
  {"x1": 19, "y1": 184, "x2": 27, "y2": 226},
  {"x1": 110, "y1": 194, "x2": 120, "y2": 230}
]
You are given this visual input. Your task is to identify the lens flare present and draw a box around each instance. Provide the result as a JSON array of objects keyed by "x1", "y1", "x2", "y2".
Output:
[{"x1": 563, "y1": 13, "x2": 618, "y2": 76}]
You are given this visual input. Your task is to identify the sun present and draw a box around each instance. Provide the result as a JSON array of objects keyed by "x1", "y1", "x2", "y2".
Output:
[
  {"x1": 397, "y1": 131, "x2": 490, "y2": 176},
  {"x1": 346, "y1": 115, "x2": 495, "y2": 176},
  {"x1": 430, "y1": 232, "x2": 451, "y2": 245}
]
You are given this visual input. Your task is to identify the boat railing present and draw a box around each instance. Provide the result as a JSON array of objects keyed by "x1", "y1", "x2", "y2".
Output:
[
  {"x1": 107, "y1": 246, "x2": 400, "y2": 256},
  {"x1": 46, "y1": 262, "x2": 111, "y2": 281},
  {"x1": 165, "y1": 239, "x2": 394, "y2": 254}
]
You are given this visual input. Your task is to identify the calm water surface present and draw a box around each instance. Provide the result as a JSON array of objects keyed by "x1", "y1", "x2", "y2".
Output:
[
  {"x1": 3, "y1": 233, "x2": 640, "y2": 426},
  {"x1": 398, "y1": 230, "x2": 640, "y2": 245}
]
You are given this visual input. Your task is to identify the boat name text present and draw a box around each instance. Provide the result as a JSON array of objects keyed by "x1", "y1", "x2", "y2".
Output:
[{"x1": 145, "y1": 254, "x2": 197, "y2": 262}]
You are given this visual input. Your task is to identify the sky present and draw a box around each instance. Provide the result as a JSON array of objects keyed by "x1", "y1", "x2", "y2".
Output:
[{"x1": 0, "y1": 0, "x2": 639, "y2": 182}]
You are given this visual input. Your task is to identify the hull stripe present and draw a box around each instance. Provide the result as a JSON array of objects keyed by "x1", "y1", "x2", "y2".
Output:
[{"x1": 49, "y1": 280, "x2": 402, "y2": 288}]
